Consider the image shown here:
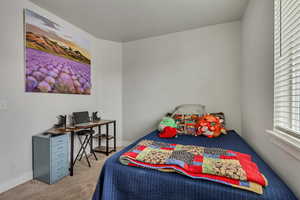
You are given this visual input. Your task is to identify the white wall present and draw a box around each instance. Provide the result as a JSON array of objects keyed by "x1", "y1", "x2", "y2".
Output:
[
  {"x1": 241, "y1": 0, "x2": 300, "y2": 197},
  {"x1": 0, "y1": 0, "x2": 122, "y2": 193},
  {"x1": 95, "y1": 39, "x2": 123, "y2": 144},
  {"x1": 123, "y1": 21, "x2": 242, "y2": 142}
]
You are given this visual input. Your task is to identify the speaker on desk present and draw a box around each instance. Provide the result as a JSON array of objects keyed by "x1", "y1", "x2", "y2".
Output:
[
  {"x1": 92, "y1": 111, "x2": 101, "y2": 122},
  {"x1": 54, "y1": 115, "x2": 67, "y2": 129}
]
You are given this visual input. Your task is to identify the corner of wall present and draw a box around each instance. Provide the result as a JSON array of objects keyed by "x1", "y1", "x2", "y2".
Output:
[{"x1": 0, "y1": 171, "x2": 33, "y2": 194}]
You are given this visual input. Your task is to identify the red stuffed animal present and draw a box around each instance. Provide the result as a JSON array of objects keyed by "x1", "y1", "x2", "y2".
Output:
[{"x1": 159, "y1": 126, "x2": 177, "y2": 138}]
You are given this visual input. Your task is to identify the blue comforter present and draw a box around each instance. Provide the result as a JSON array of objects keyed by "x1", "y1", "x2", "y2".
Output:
[{"x1": 92, "y1": 130, "x2": 297, "y2": 200}]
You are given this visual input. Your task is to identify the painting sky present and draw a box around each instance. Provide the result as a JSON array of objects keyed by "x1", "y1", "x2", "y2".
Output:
[{"x1": 25, "y1": 9, "x2": 91, "y2": 60}]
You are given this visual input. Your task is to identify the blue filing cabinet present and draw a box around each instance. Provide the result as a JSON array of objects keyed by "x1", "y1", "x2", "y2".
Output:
[{"x1": 33, "y1": 133, "x2": 69, "y2": 184}]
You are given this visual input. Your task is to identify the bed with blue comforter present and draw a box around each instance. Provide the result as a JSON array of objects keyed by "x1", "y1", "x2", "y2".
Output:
[{"x1": 92, "y1": 130, "x2": 297, "y2": 200}]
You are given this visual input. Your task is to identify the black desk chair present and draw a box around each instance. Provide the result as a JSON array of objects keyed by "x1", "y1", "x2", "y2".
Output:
[{"x1": 73, "y1": 111, "x2": 97, "y2": 167}]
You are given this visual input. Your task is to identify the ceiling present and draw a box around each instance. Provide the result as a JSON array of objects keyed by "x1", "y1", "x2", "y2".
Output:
[{"x1": 30, "y1": 0, "x2": 249, "y2": 42}]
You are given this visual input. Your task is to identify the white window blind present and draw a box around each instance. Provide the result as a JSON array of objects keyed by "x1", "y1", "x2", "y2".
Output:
[{"x1": 274, "y1": 0, "x2": 300, "y2": 138}]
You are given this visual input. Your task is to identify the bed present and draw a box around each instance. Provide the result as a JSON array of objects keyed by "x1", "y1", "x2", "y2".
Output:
[{"x1": 92, "y1": 130, "x2": 297, "y2": 200}]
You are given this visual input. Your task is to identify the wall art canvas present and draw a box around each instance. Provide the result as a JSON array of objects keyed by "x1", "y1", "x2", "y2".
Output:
[{"x1": 24, "y1": 9, "x2": 91, "y2": 95}]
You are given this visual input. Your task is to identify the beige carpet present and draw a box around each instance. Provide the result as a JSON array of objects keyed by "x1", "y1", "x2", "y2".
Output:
[{"x1": 0, "y1": 148, "x2": 123, "y2": 200}]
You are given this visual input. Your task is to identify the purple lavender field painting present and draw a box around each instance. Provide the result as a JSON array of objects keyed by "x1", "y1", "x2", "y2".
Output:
[{"x1": 24, "y1": 9, "x2": 91, "y2": 94}]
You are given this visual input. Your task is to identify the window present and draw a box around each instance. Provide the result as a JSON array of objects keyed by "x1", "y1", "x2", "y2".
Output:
[{"x1": 274, "y1": 0, "x2": 300, "y2": 139}]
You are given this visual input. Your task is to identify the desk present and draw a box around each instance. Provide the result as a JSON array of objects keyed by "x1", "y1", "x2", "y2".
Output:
[
  {"x1": 47, "y1": 120, "x2": 116, "y2": 176},
  {"x1": 93, "y1": 121, "x2": 116, "y2": 156}
]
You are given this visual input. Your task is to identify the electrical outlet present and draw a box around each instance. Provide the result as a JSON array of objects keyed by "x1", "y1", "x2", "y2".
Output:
[{"x1": 0, "y1": 100, "x2": 8, "y2": 110}]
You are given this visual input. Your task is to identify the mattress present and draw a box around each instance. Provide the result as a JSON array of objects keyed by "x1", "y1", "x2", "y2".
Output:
[{"x1": 92, "y1": 130, "x2": 297, "y2": 200}]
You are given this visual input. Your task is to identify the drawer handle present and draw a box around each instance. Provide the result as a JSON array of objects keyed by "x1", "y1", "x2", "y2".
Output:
[{"x1": 54, "y1": 156, "x2": 67, "y2": 160}]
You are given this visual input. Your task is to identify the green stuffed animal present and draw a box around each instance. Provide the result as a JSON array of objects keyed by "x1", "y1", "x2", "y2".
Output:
[{"x1": 158, "y1": 117, "x2": 177, "y2": 131}]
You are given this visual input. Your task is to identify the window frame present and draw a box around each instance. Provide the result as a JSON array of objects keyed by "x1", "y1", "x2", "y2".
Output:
[{"x1": 273, "y1": 0, "x2": 300, "y2": 140}]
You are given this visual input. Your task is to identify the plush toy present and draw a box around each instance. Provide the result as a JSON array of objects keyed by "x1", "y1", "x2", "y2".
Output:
[
  {"x1": 158, "y1": 117, "x2": 177, "y2": 138},
  {"x1": 158, "y1": 117, "x2": 177, "y2": 131},
  {"x1": 195, "y1": 114, "x2": 226, "y2": 138},
  {"x1": 159, "y1": 126, "x2": 177, "y2": 138}
]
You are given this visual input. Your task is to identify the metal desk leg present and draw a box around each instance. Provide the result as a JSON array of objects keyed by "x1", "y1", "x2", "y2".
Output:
[
  {"x1": 90, "y1": 127, "x2": 98, "y2": 160},
  {"x1": 70, "y1": 131, "x2": 74, "y2": 176},
  {"x1": 98, "y1": 125, "x2": 101, "y2": 147},
  {"x1": 106, "y1": 123, "x2": 109, "y2": 156},
  {"x1": 90, "y1": 127, "x2": 93, "y2": 154},
  {"x1": 113, "y1": 121, "x2": 116, "y2": 152}
]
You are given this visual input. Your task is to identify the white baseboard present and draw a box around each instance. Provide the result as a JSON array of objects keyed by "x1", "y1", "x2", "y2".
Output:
[{"x1": 0, "y1": 171, "x2": 33, "y2": 194}]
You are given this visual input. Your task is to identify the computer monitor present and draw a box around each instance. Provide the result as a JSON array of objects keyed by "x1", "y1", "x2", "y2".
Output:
[{"x1": 73, "y1": 111, "x2": 90, "y2": 124}]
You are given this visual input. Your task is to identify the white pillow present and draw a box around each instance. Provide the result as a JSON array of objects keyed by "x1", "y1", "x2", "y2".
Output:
[{"x1": 171, "y1": 104, "x2": 206, "y2": 116}]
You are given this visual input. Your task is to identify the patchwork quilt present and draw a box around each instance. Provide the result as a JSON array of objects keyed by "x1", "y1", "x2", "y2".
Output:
[{"x1": 119, "y1": 140, "x2": 268, "y2": 194}]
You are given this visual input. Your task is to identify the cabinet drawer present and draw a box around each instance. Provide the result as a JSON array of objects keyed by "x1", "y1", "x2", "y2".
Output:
[
  {"x1": 51, "y1": 166, "x2": 68, "y2": 183},
  {"x1": 51, "y1": 134, "x2": 68, "y2": 142},
  {"x1": 51, "y1": 135, "x2": 68, "y2": 157},
  {"x1": 52, "y1": 164, "x2": 68, "y2": 174},
  {"x1": 51, "y1": 135, "x2": 68, "y2": 147},
  {"x1": 52, "y1": 144, "x2": 68, "y2": 155},
  {"x1": 51, "y1": 141, "x2": 66, "y2": 150},
  {"x1": 51, "y1": 158, "x2": 69, "y2": 170},
  {"x1": 52, "y1": 149, "x2": 68, "y2": 163}
]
